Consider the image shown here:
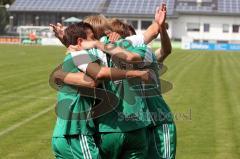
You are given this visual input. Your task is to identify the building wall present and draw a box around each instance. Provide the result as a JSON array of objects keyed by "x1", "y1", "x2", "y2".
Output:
[
  {"x1": 171, "y1": 15, "x2": 240, "y2": 43},
  {"x1": 9, "y1": 11, "x2": 240, "y2": 44}
]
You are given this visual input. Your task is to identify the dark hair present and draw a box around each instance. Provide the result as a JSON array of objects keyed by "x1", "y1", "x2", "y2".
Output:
[{"x1": 63, "y1": 22, "x2": 94, "y2": 46}]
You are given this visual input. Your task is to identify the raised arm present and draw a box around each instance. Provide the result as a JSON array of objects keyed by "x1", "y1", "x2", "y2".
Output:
[
  {"x1": 50, "y1": 23, "x2": 69, "y2": 47},
  {"x1": 156, "y1": 27, "x2": 172, "y2": 63},
  {"x1": 143, "y1": 3, "x2": 168, "y2": 45},
  {"x1": 154, "y1": 3, "x2": 172, "y2": 63},
  {"x1": 143, "y1": 22, "x2": 160, "y2": 45}
]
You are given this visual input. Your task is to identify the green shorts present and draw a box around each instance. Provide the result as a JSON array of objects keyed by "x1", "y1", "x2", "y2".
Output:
[
  {"x1": 148, "y1": 123, "x2": 177, "y2": 159},
  {"x1": 52, "y1": 135, "x2": 100, "y2": 159},
  {"x1": 98, "y1": 128, "x2": 148, "y2": 159}
]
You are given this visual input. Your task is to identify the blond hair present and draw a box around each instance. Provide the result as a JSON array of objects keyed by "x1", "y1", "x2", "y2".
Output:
[
  {"x1": 83, "y1": 14, "x2": 112, "y2": 39},
  {"x1": 109, "y1": 18, "x2": 131, "y2": 38}
]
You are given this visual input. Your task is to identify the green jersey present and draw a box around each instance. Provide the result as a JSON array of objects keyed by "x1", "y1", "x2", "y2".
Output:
[
  {"x1": 102, "y1": 36, "x2": 173, "y2": 125},
  {"x1": 52, "y1": 49, "x2": 100, "y2": 137},
  {"x1": 92, "y1": 37, "x2": 152, "y2": 133},
  {"x1": 140, "y1": 46, "x2": 174, "y2": 125}
]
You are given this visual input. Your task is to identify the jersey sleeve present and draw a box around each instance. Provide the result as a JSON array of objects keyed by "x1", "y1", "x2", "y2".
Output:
[
  {"x1": 71, "y1": 50, "x2": 99, "y2": 72},
  {"x1": 144, "y1": 47, "x2": 154, "y2": 64},
  {"x1": 125, "y1": 34, "x2": 144, "y2": 46},
  {"x1": 100, "y1": 36, "x2": 110, "y2": 45},
  {"x1": 88, "y1": 48, "x2": 108, "y2": 66},
  {"x1": 132, "y1": 44, "x2": 148, "y2": 59},
  {"x1": 130, "y1": 47, "x2": 155, "y2": 68}
]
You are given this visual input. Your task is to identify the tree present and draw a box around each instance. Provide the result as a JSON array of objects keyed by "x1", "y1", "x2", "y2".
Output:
[{"x1": 0, "y1": 0, "x2": 15, "y2": 34}]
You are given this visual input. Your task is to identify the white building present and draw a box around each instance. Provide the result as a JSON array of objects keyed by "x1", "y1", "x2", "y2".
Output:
[
  {"x1": 8, "y1": 0, "x2": 240, "y2": 44},
  {"x1": 170, "y1": 15, "x2": 240, "y2": 44}
]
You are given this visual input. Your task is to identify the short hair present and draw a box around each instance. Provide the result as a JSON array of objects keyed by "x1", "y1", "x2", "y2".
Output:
[
  {"x1": 84, "y1": 15, "x2": 112, "y2": 39},
  {"x1": 109, "y1": 18, "x2": 130, "y2": 38},
  {"x1": 63, "y1": 22, "x2": 94, "y2": 46}
]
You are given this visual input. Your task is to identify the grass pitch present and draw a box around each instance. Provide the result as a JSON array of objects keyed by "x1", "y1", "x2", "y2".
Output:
[{"x1": 0, "y1": 44, "x2": 240, "y2": 159}]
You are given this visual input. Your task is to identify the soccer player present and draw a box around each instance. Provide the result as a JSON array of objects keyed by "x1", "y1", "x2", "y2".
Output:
[
  {"x1": 51, "y1": 22, "x2": 150, "y2": 159},
  {"x1": 108, "y1": 5, "x2": 177, "y2": 159}
]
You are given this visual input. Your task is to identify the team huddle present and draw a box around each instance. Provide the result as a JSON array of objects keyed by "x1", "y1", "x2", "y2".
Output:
[{"x1": 50, "y1": 3, "x2": 176, "y2": 159}]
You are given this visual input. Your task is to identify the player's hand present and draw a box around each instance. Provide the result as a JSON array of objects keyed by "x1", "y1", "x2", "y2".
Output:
[
  {"x1": 139, "y1": 69, "x2": 157, "y2": 84},
  {"x1": 107, "y1": 32, "x2": 121, "y2": 43},
  {"x1": 50, "y1": 23, "x2": 65, "y2": 40},
  {"x1": 53, "y1": 65, "x2": 65, "y2": 80},
  {"x1": 49, "y1": 64, "x2": 66, "y2": 90},
  {"x1": 155, "y1": 3, "x2": 167, "y2": 29},
  {"x1": 137, "y1": 69, "x2": 151, "y2": 82}
]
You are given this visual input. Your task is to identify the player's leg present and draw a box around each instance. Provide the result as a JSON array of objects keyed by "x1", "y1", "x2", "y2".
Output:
[
  {"x1": 52, "y1": 137, "x2": 74, "y2": 159},
  {"x1": 99, "y1": 132, "x2": 124, "y2": 159},
  {"x1": 120, "y1": 128, "x2": 148, "y2": 159},
  {"x1": 70, "y1": 135, "x2": 100, "y2": 159},
  {"x1": 148, "y1": 123, "x2": 177, "y2": 159},
  {"x1": 52, "y1": 135, "x2": 100, "y2": 159}
]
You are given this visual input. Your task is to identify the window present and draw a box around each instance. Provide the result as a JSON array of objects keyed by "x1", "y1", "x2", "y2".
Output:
[
  {"x1": 18, "y1": 15, "x2": 25, "y2": 26},
  {"x1": 203, "y1": 40, "x2": 209, "y2": 43},
  {"x1": 141, "y1": 21, "x2": 152, "y2": 30},
  {"x1": 217, "y1": 40, "x2": 228, "y2": 44},
  {"x1": 203, "y1": 24, "x2": 210, "y2": 32},
  {"x1": 223, "y1": 24, "x2": 229, "y2": 33},
  {"x1": 187, "y1": 23, "x2": 200, "y2": 32},
  {"x1": 127, "y1": 20, "x2": 138, "y2": 29},
  {"x1": 232, "y1": 25, "x2": 240, "y2": 33},
  {"x1": 193, "y1": 39, "x2": 200, "y2": 43},
  {"x1": 26, "y1": 15, "x2": 33, "y2": 26}
]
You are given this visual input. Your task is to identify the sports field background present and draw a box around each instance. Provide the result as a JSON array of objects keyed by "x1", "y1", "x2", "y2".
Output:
[{"x1": 0, "y1": 44, "x2": 240, "y2": 159}]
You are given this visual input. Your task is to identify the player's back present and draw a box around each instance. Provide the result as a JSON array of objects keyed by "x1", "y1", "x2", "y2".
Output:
[{"x1": 53, "y1": 50, "x2": 96, "y2": 137}]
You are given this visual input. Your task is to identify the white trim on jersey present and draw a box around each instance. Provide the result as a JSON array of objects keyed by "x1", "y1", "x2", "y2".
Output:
[
  {"x1": 82, "y1": 135, "x2": 93, "y2": 159},
  {"x1": 163, "y1": 124, "x2": 171, "y2": 158},
  {"x1": 126, "y1": 34, "x2": 145, "y2": 47},
  {"x1": 79, "y1": 135, "x2": 93, "y2": 159},
  {"x1": 71, "y1": 49, "x2": 107, "y2": 73}
]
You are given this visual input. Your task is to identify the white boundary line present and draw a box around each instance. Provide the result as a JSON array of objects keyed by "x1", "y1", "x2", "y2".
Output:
[{"x1": 0, "y1": 105, "x2": 55, "y2": 137}]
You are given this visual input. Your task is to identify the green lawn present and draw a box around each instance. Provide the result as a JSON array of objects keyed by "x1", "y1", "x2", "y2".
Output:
[{"x1": 0, "y1": 44, "x2": 240, "y2": 159}]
